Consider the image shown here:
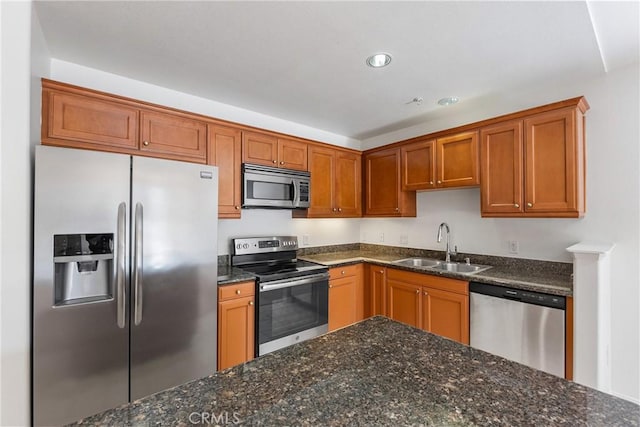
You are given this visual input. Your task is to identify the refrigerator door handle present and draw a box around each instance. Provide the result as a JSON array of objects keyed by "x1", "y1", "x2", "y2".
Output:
[
  {"x1": 116, "y1": 202, "x2": 127, "y2": 328},
  {"x1": 133, "y1": 202, "x2": 144, "y2": 326}
]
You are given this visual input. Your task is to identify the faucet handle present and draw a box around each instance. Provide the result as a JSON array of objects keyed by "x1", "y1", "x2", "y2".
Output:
[
  {"x1": 464, "y1": 257, "x2": 471, "y2": 265},
  {"x1": 451, "y1": 245, "x2": 458, "y2": 255}
]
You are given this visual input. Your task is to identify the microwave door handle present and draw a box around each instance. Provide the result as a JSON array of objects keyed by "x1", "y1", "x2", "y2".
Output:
[{"x1": 292, "y1": 180, "x2": 298, "y2": 205}]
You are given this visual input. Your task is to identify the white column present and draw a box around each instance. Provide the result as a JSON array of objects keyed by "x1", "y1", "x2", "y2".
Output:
[{"x1": 566, "y1": 242, "x2": 615, "y2": 393}]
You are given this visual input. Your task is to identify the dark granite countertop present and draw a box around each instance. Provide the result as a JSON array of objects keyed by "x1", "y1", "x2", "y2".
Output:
[
  {"x1": 299, "y1": 246, "x2": 573, "y2": 296},
  {"x1": 71, "y1": 317, "x2": 639, "y2": 426},
  {"x1": 217, "y1": 264, "x2": 255, "y2": 286}
]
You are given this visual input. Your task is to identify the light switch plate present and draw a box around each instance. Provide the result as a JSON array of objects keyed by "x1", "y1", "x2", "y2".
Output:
[
  {"x1": 508, "y1": 240, "x2": 519, "y2": 254},
  {"x1": 302, "y1": 235, "x2": 310, "y2": 246}
]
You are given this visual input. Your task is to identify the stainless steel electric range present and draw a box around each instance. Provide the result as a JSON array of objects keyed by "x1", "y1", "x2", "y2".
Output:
[{"x1": 231, "y1": 236, "x2": 329, "y2": 356}]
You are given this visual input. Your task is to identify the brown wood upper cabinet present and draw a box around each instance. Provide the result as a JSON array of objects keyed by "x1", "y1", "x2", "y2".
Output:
[
  {"x1": 42, "y1": 79, "x2": 207, "y2": 164},
  {"x1": 242, "y1": 131, "x2": 308, "y2": 171},
  {"x1": 480, "y1": 100, "x2": 587, "y2": 218},
  {"x1": 364, "y1": 147, "x2": 417, "y2": 217},
  {"x1": 401, "y1": 131, "x2": 479, "y2": 191},
  {"x1": 295, "y1": 145, "x2": 361, "y2": 218},
  {"x1": 140, "y1": 109, "x2": 207, "y2": 163},
  {"x1": 208, "y1": 124, "x2": 242, "y2": 218}
]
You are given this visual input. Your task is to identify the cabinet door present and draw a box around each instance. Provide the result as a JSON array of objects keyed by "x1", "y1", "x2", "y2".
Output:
[
  {"x1": 386, "y1": 279, "x2": 421, "y2": 328},
  {"x1": 208, "y1": 124, "x2": 242, "y2": 218},
  {"x1": 218, "y1": 295, "x2": 255, "y2": 370},
  {"x1": 524, "y1": 108, "x2": 580, "y2": 214},
  {"x1": 278, "y1": 138, "x2": 308, "y2": 170},
  {"x1": 365, "y1": 148, "x2": 400, "y2": 215},
  {"x1": 366, "y1": 265, "x2": 386, "y2": 318},
  {"x1": 480, "y1": 121, "x2": 524, "y2": 214},
  {"x1": 242, "y1": 131, "x2": 278, "y2": 166},
  {"x1": 422, "y1": 287, "x2": 469, "y2": 344},
  {"x1": 328, "y1": 276, "x2": 358, "y2": 331},
  {"x1": 335, "y1": 150, "x2": 362, "y2": 217},
  {"x1": 140, "y1": 110, "x2": 207, "y2": 163},
  {"x1": 401, "y1": 138, "x2": 436, "y2": 190},
  {"x1": 306, "y1": 145, "x2": 336, "y2": 216},
  {"x1": 436, "y1": 131, "x2": 479, "y2": 187},
  {"x1": 44, "y1": 90, "x2": 139, "y2": 151}
]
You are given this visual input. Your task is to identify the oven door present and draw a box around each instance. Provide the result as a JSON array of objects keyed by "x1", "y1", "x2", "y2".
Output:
[{"x1": 257, "y1": 272, "x2": 329, "y2": 356}]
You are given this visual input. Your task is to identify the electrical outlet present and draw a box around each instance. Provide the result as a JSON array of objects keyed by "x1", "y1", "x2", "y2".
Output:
[
  {"x1": 508, "y1": 240, "x2": 519, "y2": 254},
  {"x1": 378, "y1": 232, "x2": 385, "y2": 243},
  {"x1": 400, "y1": 234, "x2": 409, "y2": 245},
  {"x1": 302, "y1": 235, "x2": 310, "y2": 246}
]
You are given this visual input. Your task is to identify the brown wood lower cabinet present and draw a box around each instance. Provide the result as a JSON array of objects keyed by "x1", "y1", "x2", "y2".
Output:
[
  {"x1": 217, "y1": 281, "x2": 255, "y2": 371},
  {"x1": 386, "y1": 268, "x2": 469, "y2": 344},
  {"x1": 328, "y1": 264, "x2": 364, "y2": 331}
]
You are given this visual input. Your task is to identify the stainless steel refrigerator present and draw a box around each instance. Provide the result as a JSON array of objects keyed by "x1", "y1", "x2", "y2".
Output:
[{"x1": 33, "y1": 145, "x2": 218, "y2": 426}]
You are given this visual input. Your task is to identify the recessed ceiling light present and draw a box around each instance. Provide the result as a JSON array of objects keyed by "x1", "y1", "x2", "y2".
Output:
[
  {"x1": 366, "y1": 53, "x2": 392, "y2": 68},
  {"x1": 437, "y1": 97, "x2": 459, "y2": 106}
]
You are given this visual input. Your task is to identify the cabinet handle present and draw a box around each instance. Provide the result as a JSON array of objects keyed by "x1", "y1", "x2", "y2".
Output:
[
  {"x1": 249, "y1": 301, "x2": 254, "y2": 306},
  {"x1": 234, "y1": 206, "x2": 240, "y2": 210},
  {"x1": 437, "y1": 180, "x2": 442, "y2": 184},
  {"x1": 272, "y1": 159, "x2": 277, "y2": 164},
  {"x1": 514, "y1": 203, "x2": 520, "y2": 208},
  {"x1": 236, "y1": 289, "x2": 241, "y2": 295},
  {"x1": 527, "y1": 202, "x2": 533, "y2": 208},
  {"x1": 143, "y1": 141, "x2": 149, "y2": 146}
]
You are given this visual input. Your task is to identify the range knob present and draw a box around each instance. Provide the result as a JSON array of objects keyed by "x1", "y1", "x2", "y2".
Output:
[{"x1": 242, "y1": 243, "x2": 249, "y2": 249}]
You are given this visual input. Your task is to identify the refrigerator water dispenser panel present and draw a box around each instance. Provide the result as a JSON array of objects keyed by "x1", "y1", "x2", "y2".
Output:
[{"x1": 53, "y1": 233, "x2": 114, "y2": 306}]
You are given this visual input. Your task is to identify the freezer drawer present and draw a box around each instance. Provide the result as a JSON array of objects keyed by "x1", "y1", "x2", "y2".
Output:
[{"x1": 470, "y1": 283, "x2": 565, "y2": 378}]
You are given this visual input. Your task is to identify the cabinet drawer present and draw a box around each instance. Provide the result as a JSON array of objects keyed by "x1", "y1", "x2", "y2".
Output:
[
  {"x1": 218, "y1": 281, "x2": 255, "y2": 301},
  {"x1": 329, "y1": 264, "x2": 362, "y2": 280}
]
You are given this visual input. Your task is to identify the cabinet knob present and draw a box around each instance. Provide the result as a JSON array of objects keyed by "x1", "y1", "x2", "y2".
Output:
[
  {"x1": 235, "y1": 289, "x2": 241, "y2": 295},
  {"x1": 338, "y1": 208, "x2": 342, "y2": 212},
  {"x1": 527, "y1": 202, "x2": 533, "y2": 208},
  {"x1": 514, "y1": 203, "x2": 520, "y2": 208},
  {"x1": 329, "y1": 284, "x2": 333, "y2": 288},
  {"x1": 341, "y1": 270, "x2": 346, "y2": 275},
  {"x1": 437, "y1": 180, "x2": 442, "y2": 184},
  {"x1": 280, "y1": 161, "x2": 285, "y2": 165},
  {"x1": 249, "y1": 301, "x2": 254, "y2": 306},
  {"x1": 415, "y1": 289, "x2": 420, "y2": 294},
  {"x1": 234, "y1": 206, "x2": 240, "y2": 210},
  {"x1": 143, "y1": 141, "x2": 149, "y2": 146},
  {"x1": 332, "y1": 208, "x2": 337, "y2": 212},
  {"x1": 379, "y1": 270, "x2": 384, "y2": 274},
  {"x1": 424, "y1": 291, "x2": 428, "y2": 296},
  {"x1": 394, "y1": 207, "x2": 400, "y2": 212},
  {"x1": 429, "y1": 181, "x2": 434, "y2": 185},
  {"x1": 272, "y1": 159, "x2": 277, "y2": 164}
]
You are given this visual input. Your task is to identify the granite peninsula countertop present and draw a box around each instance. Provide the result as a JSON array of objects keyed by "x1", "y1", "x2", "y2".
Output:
[
  {"x1": 71, "y1": 317, "x2": 639, "y2": 426},
  {"x1": 299, "y1": 246, "x2": 573, "y2": 296}
]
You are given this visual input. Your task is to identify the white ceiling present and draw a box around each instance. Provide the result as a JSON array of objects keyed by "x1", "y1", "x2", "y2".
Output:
[{"x1": 34, "y1": 1, "x2": 639, "y2": 140}]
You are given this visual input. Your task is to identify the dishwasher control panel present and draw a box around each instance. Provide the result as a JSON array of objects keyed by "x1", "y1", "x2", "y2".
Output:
[{"x1": 470, "y1": 282, "x2": 565, "y2": 310}]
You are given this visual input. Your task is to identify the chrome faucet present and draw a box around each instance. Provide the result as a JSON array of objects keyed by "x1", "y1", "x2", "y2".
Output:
[{"x1": 437, "y1": 222, "x2": 457, "y2": 263}]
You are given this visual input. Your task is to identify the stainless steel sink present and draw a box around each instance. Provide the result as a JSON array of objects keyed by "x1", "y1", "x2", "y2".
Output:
[
  {"x1": 392, "y1": 257, "x2": 491, "y2": 275},
  {"x1": 429, "y1": 262, "x2": 492, "y2": 274},
  {"x1": 393, "y1": 258, "x2": 442, "y2": 268}
]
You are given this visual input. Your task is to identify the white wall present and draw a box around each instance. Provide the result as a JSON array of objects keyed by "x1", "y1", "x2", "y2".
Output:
[
  {"x1": 1, "y1": 1, "x2": 50, "y2": 424},
  {"x1": 361, "y1": 63, "x2": 640, "y2": 403}
]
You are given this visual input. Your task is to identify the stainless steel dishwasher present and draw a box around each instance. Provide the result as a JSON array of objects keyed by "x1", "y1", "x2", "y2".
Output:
[{"x1": 470, "y1": 282, "x2": 566, "y2": 378}]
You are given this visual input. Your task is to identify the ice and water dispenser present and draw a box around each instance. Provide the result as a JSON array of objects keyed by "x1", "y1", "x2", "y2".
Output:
[{"x1": 53, "y1": 233, "x2": 114, "y2": 306}]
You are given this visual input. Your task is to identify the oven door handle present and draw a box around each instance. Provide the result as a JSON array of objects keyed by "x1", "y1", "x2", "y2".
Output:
[{"x1": 259, "y1": 272, "x2": 329, "y2": 292}]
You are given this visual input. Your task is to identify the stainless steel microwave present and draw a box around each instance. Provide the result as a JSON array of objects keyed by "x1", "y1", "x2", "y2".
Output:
[{"x1": 242, "y1": 163, "x2": 310, "y2": 209}]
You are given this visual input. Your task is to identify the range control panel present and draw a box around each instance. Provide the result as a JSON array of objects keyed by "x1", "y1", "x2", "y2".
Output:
[{"x1": 232, "y1": 236, "x2": 299, "y2": 256}]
